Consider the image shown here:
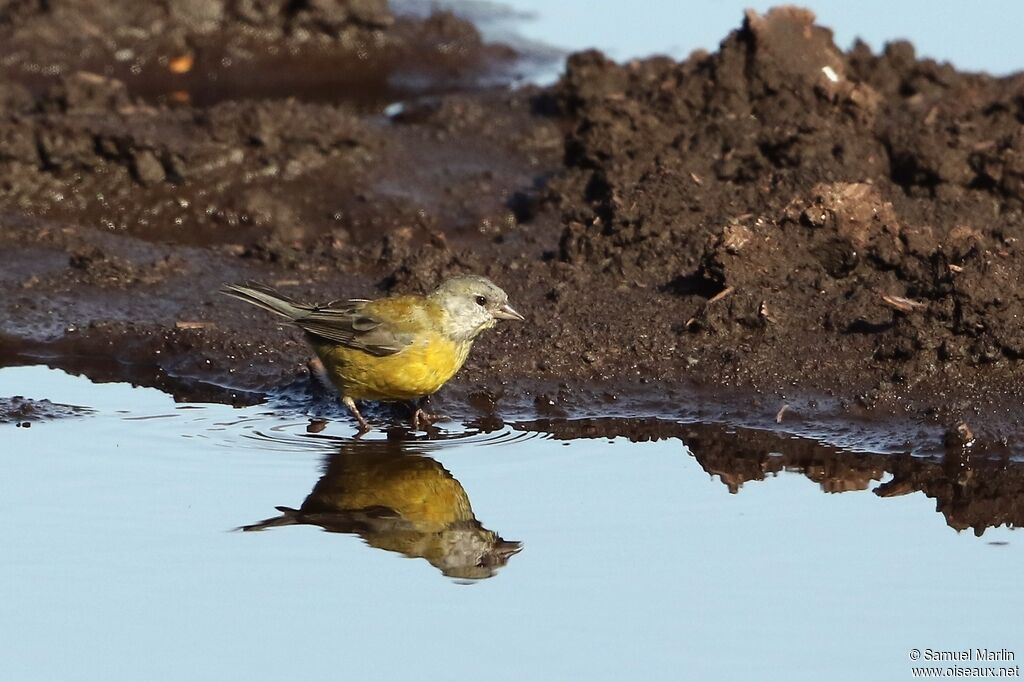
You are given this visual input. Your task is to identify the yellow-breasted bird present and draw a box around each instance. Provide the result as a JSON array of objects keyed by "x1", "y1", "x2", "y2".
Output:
[{"x1": 221, "y1": 275, "x2": 523, "y2": 430}]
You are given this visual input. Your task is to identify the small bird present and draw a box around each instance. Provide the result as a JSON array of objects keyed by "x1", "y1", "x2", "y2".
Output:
[{"x1": 222, "y1": 275, "x2": 524, "y2": 431}]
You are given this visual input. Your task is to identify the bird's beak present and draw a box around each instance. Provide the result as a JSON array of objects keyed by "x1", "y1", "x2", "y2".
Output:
[
  {"x1": 489, "y1": 540, "x2": 524, "y2": 564},
  {"x1": 493, "y1": 303, "x2": 525, "y2": 321}
]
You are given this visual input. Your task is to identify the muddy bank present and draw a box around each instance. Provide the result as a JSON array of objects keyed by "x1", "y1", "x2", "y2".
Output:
[
  {"x1": 548, "y1": 7, "x2": 1024, "y2": 430},
  {"x1": 0, "y1": 4, "x2": 1022, "y2": 452},
  {"x1": 0, "y1": 0, "x2": 514, "y2": 106}
]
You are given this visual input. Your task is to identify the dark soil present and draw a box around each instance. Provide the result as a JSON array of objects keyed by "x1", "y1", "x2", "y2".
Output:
[{"x1": 1, "y1": 3, "x2": 1023, "y2": 454}]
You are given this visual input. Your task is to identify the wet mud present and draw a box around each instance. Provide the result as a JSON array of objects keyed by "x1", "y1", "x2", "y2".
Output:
[
  {"x1": 1, "y1": 3, "x2": 1023, "y2": 453},
  {"x1": 0, "y1": 395, "x2": 90, "y2": 424}
]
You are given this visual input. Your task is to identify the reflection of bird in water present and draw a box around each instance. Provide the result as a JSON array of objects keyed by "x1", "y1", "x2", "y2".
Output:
[{"x1": 241, "y1": 438, "x2": 522, "y2": 580}]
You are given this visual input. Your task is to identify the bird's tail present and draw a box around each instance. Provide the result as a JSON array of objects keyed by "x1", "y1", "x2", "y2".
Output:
[
  {"x1": 221, "y1": 282, "x2": 306, "y2": 320},
  {"x1": 236, "y1": 506, "x2": 303, "y2": 532}
]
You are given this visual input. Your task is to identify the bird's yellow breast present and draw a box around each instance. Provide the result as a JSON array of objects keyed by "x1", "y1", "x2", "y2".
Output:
[
  {"x1": 313, "y1": 331, "x2": 472, "y2": 402},
  {"x1": 306, "y1": 453, "x2": 475, "y2": 529}
]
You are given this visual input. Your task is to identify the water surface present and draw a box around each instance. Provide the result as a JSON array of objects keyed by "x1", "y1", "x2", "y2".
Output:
[{"x1": 1, "y1": 366, "x2": 1019, "y2": 681}]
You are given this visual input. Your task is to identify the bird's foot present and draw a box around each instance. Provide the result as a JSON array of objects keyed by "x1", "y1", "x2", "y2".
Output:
[{"x1": 411, "y1": 408, "x2": 447, "y2": 431}]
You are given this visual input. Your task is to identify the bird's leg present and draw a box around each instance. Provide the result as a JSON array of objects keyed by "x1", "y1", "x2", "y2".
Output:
[
  {"x1": 410, "y1": 396, "x2": 447, "y2": 430},
  {"x1": 306, "y1": 357, "x2": 330, "y2": 388},
  {"x1": 342, "y1": 396, "x2": 370, "y2": 433}
]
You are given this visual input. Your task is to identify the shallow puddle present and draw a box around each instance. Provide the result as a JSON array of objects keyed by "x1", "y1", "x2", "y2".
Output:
[{"x1": 1, "y1": 365, "x2": 1019, "y2": 681}]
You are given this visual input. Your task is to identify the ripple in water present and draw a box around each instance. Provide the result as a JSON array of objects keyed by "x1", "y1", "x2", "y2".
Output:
[{"x1": 241, "y1": 419, "x2": 550, "y2": 455}]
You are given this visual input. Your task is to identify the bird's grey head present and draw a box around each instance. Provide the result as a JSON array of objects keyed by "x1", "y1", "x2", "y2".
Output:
[{"x1": 430, "y1": 275, "x2": 524, "y2": 341}]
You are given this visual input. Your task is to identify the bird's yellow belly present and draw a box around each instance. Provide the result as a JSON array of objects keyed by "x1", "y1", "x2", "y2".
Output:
[{"x1": 313, "y1": 335, "x2": 472, "y2": 402}]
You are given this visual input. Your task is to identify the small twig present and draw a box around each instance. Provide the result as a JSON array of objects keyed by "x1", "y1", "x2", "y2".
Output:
[
  {"x1": 880, "y1": 293, "x2": 927, "y2": 313},
  {"x1": 685, "y1": 286, "x2": 736, "y2": 329},
  {"x1": 775, "y1": 403, "x2": 789, "y2": 424},
  {"x1": 708, "y1": 286, "x2": 735, "y2": 304}
]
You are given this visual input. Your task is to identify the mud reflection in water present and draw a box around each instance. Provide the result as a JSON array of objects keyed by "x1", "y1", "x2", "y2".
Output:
[{"x1": 522, "y1": 418, "x2": 1022, "y2": 537}]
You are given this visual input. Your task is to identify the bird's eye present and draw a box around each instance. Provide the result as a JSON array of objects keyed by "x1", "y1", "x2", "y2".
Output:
[{"x1": 475, "y1": 295, "x2": 487, "y2": 306}]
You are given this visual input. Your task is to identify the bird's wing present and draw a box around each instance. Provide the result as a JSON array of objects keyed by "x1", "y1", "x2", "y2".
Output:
[{"x1": 294, "y1": 298, "x2": 420, "y2": 357}]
